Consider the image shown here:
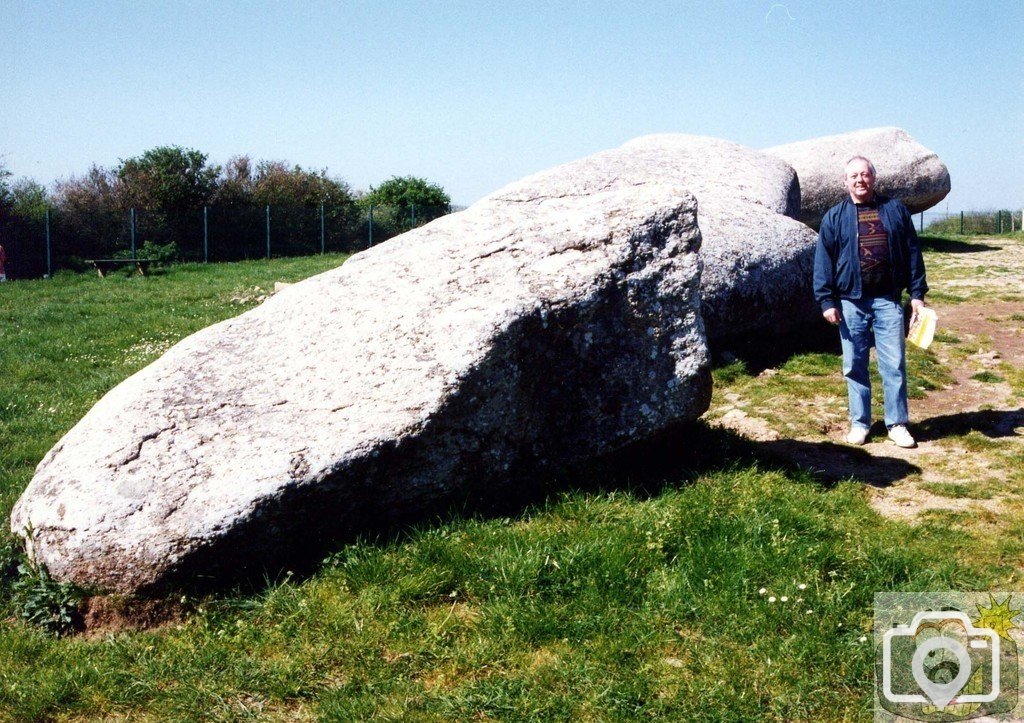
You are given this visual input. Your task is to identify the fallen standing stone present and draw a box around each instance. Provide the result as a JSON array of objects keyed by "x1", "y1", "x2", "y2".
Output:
[{"x1": 12, "y1": 181, "x2": 711, "y2": 594}]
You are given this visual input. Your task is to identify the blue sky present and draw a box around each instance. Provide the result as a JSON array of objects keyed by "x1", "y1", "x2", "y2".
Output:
[{"x1": 3, "y1": 1, "x2": 1022, "y2": 210}]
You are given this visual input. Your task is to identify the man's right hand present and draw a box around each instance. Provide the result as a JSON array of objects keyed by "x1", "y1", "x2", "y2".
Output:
[{"x1": 823, "y1": 308, "x2": 841, "y2": 325}]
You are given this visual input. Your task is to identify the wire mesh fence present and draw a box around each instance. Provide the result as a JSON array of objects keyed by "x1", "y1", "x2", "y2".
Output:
[
  {"x1": 0, "y1": 203, "x2": 453, "y2": 279},
  {"x1": 2, "y1": 204, "x2": 1020, "y2": 281},
  {"x1": 918, "y1": 209, "x2": 1023, "y2": 235}
]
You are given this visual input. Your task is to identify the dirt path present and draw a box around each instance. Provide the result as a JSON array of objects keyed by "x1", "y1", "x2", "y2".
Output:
[{"x1": 709, "y1": 235, "x2": 1024, "y2": 522}]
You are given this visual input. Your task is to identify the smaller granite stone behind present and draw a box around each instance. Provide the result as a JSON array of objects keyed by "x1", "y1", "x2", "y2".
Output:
[{"x1": 766, "y1": 127, "x2": 951, "y2": 230}]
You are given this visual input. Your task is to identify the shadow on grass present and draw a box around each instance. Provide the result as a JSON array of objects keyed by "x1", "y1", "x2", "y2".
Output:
[
  {"x1": 535, "y1": 419, "x2": 920, "y2": 493},
  {"x1": 916, "y1": 407, "x2": 1024, "y2": 442},
  {"x1": 173, "y1": 421, "x2": 767, "y2": 597},
  {"x1": 154, "y1": 422, "x2": 801, "y2": 599},
  {"x1": 25, "y1": 415, "x2": 932, "y2": 632},
  {"x1": 711, "y1": 320, "x2": 840, "y2": 375},
  {"x1": 753, "y1": 437, "x2": 919, "y2": 488},
  {"x1": 193, "y1": 419, "x2": 922, "y2": 600},
  {"x1": 918, "y1": 234, "x2": 1000, "y2": 253}
]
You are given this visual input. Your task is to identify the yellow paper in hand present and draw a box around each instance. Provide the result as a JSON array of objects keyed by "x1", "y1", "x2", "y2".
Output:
[{"x1": 907, "y1": 307, "x2": 937, "y2": 349}]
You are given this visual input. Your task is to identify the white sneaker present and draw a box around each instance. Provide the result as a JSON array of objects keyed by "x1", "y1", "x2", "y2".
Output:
[
  {"x1": 846, "y1": 426, "x2": 869, "y2": 445},
  {"x1": 888, "y1": 425, "x2": 916, "y2": 448}
]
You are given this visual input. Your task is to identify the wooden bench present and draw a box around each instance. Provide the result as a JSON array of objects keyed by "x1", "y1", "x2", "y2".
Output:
[{"x1": 85, "y1": 259, "x2": 156, "y2": 278}]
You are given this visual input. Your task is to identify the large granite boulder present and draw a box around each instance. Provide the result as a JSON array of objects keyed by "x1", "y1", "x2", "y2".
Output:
[
  {"x1": 11, "y1": 180, "x2": 711, "y2": 593},
  {"x1": 615, "y1": 134, "x2": 801, "y2": 217},
  {"x1": 766, "y1": 127, "x2": 951, "y2": 229},
  {"x1": 696, "y1": 200, "x2": 819, "y2": 339},
  {"x1": 491, "y1": 134, "x2": 819, "y2": 339}
]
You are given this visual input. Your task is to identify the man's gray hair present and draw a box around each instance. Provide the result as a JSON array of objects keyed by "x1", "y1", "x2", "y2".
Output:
[{"x1": 845, "y1": 155, "x2": 877, "y2": 177}]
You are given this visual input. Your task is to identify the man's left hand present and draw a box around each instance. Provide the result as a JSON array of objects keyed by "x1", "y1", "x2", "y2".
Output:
[{"x1": 910, "y1": 298, "x2": 925, "y2": 326}]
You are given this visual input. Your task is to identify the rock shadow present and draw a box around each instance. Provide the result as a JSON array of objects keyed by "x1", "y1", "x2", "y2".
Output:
[
  {"x1": 917, "y1": 236, "x2": 1001, "y2": 254},
  {"x1": 712, "y1": 321, "x2": 840, "y2": 375},
  {"x1": 152, "y1": 421, "x2": 799, "y2": 599}
]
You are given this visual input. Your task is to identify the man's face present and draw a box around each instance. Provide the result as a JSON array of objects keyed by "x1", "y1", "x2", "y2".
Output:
[{"x1": 845, "y1": 159, "x2": 875, "y2": 203}]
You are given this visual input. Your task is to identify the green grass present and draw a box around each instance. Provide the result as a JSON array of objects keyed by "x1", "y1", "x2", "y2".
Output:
[
  {"x1": 0, "y1": 254, "x2": 1017, "y2": 720},
  {"x1": 924, "y1": 289, "x2": 969, "y2": 304},
  {"x1": 779, "y1": 352, "x2": 835, "y2": 377},
  {"x1": 971, "y1": 371, "x2": 1005, "y2": 384},
  {"x1": 905, "y1": 344, "x2": 954, "y2": 399},
  {"x1": 711, "y1": 359, "x2": 751, "y2": 385},
  {"x1": 0, "y1": 466, "x2": 991, "y2": 720},
  {"x1": 918, "y1": 482, "x2": 995, "y2": 500}
]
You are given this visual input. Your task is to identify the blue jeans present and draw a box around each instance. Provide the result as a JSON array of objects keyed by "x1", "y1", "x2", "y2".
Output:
[{"x1": 838, "y1": 296, "x2": 909, "y2": 430}]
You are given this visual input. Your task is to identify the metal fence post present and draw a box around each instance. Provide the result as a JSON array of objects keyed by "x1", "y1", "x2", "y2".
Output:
[
  {"x1": 960, "y1": 210, "x2": 964, "y2": 235},
  {"x1": 368, "y1": 205, "x2": 374, "y2": 248},
  {"x1": 320, "y1": 203, "x2": 325, "y2": 254},
  {"x1": 919, "y1": 212, "x2": 924, "y2": 232},
  {"x1": 130, "y1": 208, "x2": 137, "y2": 258},
  {"x1": 265, "y1": 205, "x2": 271, "y2": 259},
  {"x1": 203, "y1": 206, "x2": 209, "y2": 263},
  {"x1": 45, "y1": 208, "x2": 52, "y2": 278}
]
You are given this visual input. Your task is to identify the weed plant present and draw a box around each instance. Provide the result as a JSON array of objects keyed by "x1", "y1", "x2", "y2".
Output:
[{"x1": 10, "y1": 559, "x2": 82, "y2": 636}]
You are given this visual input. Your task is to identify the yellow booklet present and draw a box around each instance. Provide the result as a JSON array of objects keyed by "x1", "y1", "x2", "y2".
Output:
[{"x1": 907, "y1": 307, "x2": 937, "y2": 349}]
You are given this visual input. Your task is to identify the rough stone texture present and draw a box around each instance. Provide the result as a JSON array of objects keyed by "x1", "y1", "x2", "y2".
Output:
[
  {"x1": 490, "y1": 134, "x2": 818, "y2": 339},
  {"x1": 766, "y1": 127, "x2": 951, "y2": 229},
  {"x1": 697, "y1": 200, "x2": 819, "y2": 339},
  {"x1": 11, "y1": 180, "x2": 711, "y2": 594},
  {"x1": 500, "y1": 134, "x2": 801, "y2": 217}
]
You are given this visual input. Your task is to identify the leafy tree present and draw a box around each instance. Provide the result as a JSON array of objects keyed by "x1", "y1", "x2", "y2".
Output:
[
  {"x1": 210, "y1": 157, "x2": 358, "y2": 255},
  {"x1": 215, "y1": 156, "x2": 355, "y2": 210},
  {"x1": 249, "y1": 160, "x2": 355, "y2": 211},
  {"x1": 363, "y1": 175, "x2": 450, "y2": 213},
  {"x1": 9, "y1": 178, "x2": 49, "y2": 221},
  {"x1": 116, "y1": 146, "x2": 219, "y2": 221},
  {"x1": 360, "y1": 175, "x2": 451, "y2": 241},
  {"x1": 51, "y1": 165, "x2": 125, "y2": 260},
  {"x1": 53, "y1": 165, "x2": 120, "y2": 215},
  {"x1": 214, "y1": 155, "x2": 256, "y2": 206},
  {"x1": 0, "y1": 159, "x2": 12, "y2": 222},
  {"x1": 252, "y1": 161, "x2": 358, "y2": 254}
]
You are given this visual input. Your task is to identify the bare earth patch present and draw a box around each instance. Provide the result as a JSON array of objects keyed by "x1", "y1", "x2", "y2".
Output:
[
  {"x1": 78, "y1": 594, "x2": 188, "y2": 637},
  {"x1": 708, "y1": 235, "x2": 1024, "y2": 523}
]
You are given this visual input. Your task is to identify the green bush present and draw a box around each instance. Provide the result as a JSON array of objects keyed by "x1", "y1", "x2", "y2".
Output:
[{"x1": 113, "y1": 240, "x2": 179, "y2": 264}]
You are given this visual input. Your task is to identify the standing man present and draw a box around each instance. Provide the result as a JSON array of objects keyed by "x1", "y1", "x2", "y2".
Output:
[{"x1": 813, "y1": 156, "x2": 928, "y2": 448}]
